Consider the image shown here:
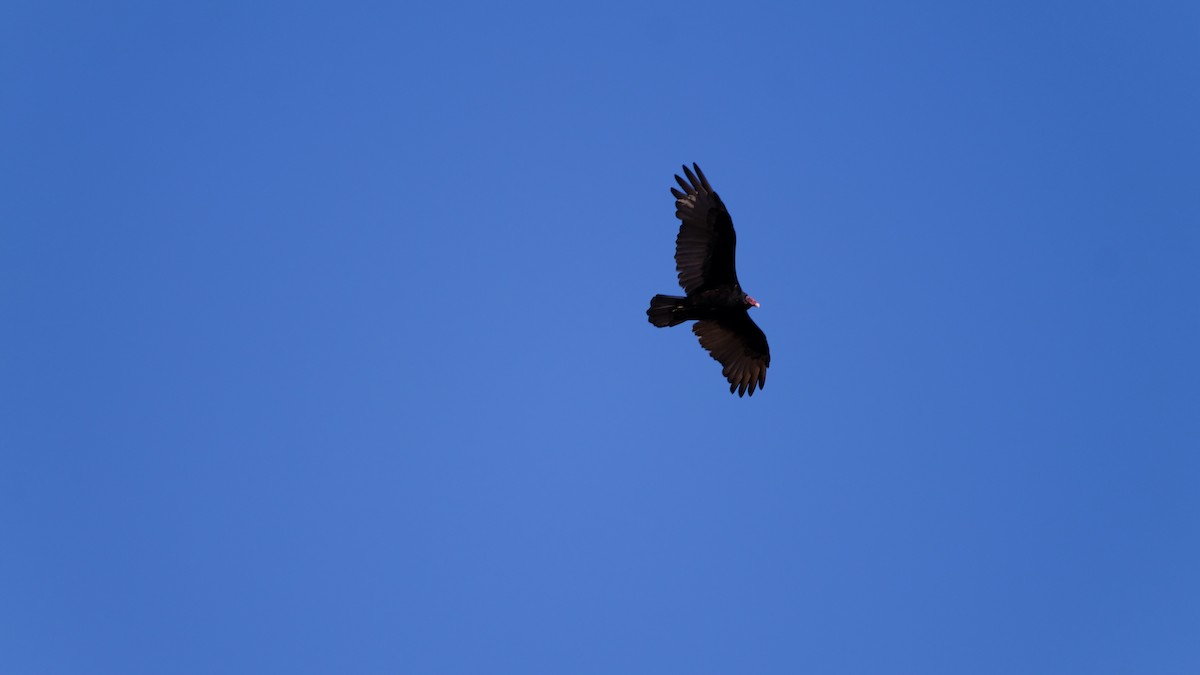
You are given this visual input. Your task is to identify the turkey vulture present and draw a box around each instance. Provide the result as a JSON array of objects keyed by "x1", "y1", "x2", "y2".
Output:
[{"x1": 647, "y1": 164, "x2": 770, "y2": 397}]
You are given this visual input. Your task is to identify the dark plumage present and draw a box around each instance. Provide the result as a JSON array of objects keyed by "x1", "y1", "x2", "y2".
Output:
[{"x1": 647, "y1": 164, "x2": 770, "y2": 397}]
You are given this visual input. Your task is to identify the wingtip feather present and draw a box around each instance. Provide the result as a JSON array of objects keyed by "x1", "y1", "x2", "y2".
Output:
[
  {"x1": 681, "y1": 164, "x2": 700, "y2": 191},
  {"x1": 694, "y1": 163, "x2": 714, "y2": 192}
]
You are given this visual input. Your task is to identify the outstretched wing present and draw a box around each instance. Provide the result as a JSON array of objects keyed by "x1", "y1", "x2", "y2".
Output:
[
  {"x1": 692, "y1": 314, "x2": 770, "y2": 397},
  {"x1": 671, "y1": 164, "x2": 739, "y2": 294}
]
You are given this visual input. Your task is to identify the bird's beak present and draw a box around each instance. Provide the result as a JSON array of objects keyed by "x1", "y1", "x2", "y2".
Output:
[{"x1": 752, "y1": 300, "x2": 761, "y2": 308}]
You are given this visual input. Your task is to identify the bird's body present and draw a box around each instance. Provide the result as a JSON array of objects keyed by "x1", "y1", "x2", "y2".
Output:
[
  {"x1": 647, "y1": 164, "x2": 770, "y2": 397},
  {"x1": 648, "y1": 289, "x2": 747, "y2": 324}
]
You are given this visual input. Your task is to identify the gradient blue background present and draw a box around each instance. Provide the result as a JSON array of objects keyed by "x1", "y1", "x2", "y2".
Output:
[{"x1": 3, "y1": 2, "x2": 1198, "y2": 673}]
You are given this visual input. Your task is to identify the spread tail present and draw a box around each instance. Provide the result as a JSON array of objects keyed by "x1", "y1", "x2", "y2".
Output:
[{"x1": 647, "y1": 294, "x2": 691, "y2": 327}]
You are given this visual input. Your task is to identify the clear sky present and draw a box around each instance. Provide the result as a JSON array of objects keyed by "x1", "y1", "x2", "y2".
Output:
[{"x1": 3, "y1": 1, "x2": 1198, "y2": 673}]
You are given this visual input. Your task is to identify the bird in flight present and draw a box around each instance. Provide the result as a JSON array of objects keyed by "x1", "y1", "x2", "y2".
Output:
[{"x1": 647, "y1": 164, "x2": 770, "y2": 397}]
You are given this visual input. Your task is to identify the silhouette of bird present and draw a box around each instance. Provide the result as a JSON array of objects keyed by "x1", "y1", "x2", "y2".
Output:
[{"x1": 647, "y1": 164, "x2": 770, "y2": 397}]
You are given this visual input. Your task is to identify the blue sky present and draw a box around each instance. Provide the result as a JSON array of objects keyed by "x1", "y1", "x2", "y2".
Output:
[{"x1": 3, "y1": 1, "x2": 1198, "y2": 673}]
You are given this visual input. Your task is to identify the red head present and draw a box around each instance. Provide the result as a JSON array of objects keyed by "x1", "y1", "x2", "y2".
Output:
[{"x1": 746, "y1": 295, "x2": 760, "y2": 308}]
